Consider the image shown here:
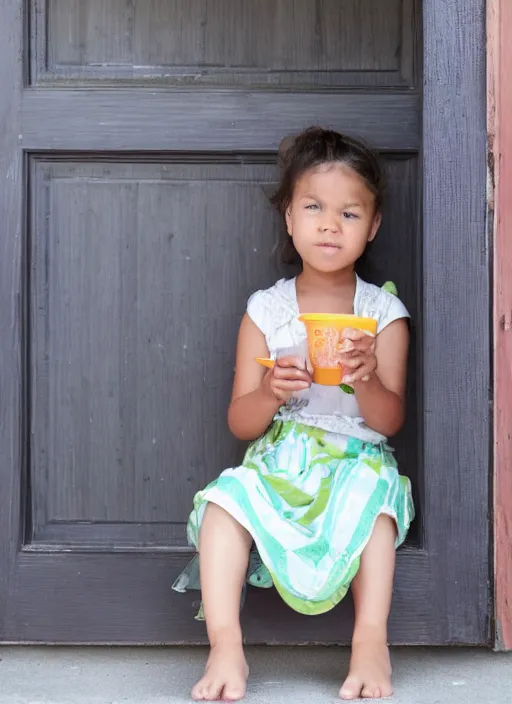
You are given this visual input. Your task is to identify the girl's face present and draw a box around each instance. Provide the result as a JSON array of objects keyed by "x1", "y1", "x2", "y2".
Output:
[{"x1": 285, "y1": 162, "x2": 381, "y2": 274}]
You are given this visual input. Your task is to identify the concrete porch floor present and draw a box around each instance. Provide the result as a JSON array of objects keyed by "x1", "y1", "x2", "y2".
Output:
[{"x1": 1, "y1": 646, "x2": 511, "y2": 704}]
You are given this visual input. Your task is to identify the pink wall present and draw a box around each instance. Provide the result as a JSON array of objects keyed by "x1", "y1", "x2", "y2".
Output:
[{"x1": 488, "y1": 0, "x2": 512, "y2": 650}]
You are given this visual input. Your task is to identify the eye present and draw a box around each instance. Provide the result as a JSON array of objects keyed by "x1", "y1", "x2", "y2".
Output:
[
  {"x1": 305, "y1": 203, "x2": 319, "y2": 211},
  {"x1": 342, "y1": 212, "x2": 358, "y2": 220}
]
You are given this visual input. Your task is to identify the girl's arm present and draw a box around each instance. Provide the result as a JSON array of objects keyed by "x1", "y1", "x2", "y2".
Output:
[
  {"x1": 350, "y1": 319, "x2": 409, "y2": 437},
  {"x1": 227, "y1": 314, "x2": 311, "y2": 441}
]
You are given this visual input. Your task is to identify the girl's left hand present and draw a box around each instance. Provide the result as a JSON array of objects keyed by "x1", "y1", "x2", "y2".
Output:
[{"x1": 337, "y1": 328, "x2": 377, "y2": 384}]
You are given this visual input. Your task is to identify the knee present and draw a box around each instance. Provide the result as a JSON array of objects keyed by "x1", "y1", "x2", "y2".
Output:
[
  {"x1": 374, "y1": 513, "x2": 398, "y2": 539},
  {"x1": 202, "y1": 501, "x2": 233, "y2": 525},
  {"x1": 199, "y1": 502, "x2": 253, "y2": 550}
]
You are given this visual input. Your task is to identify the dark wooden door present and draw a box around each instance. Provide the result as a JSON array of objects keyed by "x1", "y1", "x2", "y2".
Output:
[{"x1": 0, "y1": 0, "x2": 489, "y2": 645}]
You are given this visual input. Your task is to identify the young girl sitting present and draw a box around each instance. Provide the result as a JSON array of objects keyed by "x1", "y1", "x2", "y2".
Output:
[{"x1": 173, "y1": 126, "x2": 414, "y2": 701}]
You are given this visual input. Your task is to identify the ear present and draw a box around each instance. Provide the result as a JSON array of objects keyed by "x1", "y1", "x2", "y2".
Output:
[
  {"x1": 285, "y1": 207, "x2": 293, "y2": 236},
  {"x1": 368, "y1": 211, "x2": 382, "y2": 243}
]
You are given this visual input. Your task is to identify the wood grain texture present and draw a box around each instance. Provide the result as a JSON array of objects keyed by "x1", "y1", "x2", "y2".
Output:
[
  {"x1": 0, "y1": 0, "x2": 23, "y2": 633},
  {"x1": 28, "y1": 155, "x2": 420, "y2": 549},
  {"x1": 30, "y1": 159, "x2": 280, "y2": 536},
  {"x1": 370, "y1": 156, "x2": 422, "y2": 540},
  {"x1": 32, "y1": 0, "x2": 418, "y2": 88},
  {"x1": 1, "y1": 548, "x2": 431, "y2": 645},
  {"x1": 423, "y1": 0, "x2": 490, "y2": 644},
  {"x1": 489, "y1": 0, "x2": 512, "y2": 651},
  {"x1": 5, "y1": 0, "x2": 425, "y2": 645},
  {"x1": 1, "y1": 0, "x2": 491, "y2": 646},
  {"x1": 21, "y1": 90, "x2": 420, "y2": 152}
]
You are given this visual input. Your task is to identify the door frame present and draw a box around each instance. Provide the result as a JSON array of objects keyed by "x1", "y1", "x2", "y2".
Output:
[
  {"x1": 488, "y1": 0, "x2": 512, "y2": 651},
  {"x1": 421, "y1": 0, "x2": 490, "y2": 644},
  {"x1": 0, "y1": 0, "x2": 491, "y2": 645}
]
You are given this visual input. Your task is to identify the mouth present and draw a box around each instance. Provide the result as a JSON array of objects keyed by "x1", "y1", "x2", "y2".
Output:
[{"x1": 316, "y1": 243, "x2": 341, "y2": 251}]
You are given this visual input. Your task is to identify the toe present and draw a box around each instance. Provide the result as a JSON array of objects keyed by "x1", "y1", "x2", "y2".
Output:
[
  {"x1": 204, "y1": 680, "x2": 224, "y2": 701},
  {"x1": 339, "y1": 675, "x2": 363, "y2": 700},
  {"x1": 361, "y1": 685, "x2": 380, "y2": 699},
  {"x1": 192, "y1": 676, "x2": 222, "y2": 701},
  {"x1": 380, "y1": 682, "x2": 393, "y2": 698},
  {"x1": 222, "y1": 682, "x2": 246, "y2": 701},
  {"x1": 191, "y1": 683, "x2": 205, "y2": 701}
]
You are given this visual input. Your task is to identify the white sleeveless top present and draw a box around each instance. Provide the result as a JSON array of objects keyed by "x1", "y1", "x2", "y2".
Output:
[{"x1": 247, "y1": 276, "x2": 410, "y2": 444}]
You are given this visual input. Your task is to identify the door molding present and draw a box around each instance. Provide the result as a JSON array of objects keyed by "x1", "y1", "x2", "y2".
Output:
[
  {"x1": 0, "y1": 0, "x2": 24, "y2": 634},
  {"x1": 488, "y1": 0, "x2": 512, "y2": 651}
]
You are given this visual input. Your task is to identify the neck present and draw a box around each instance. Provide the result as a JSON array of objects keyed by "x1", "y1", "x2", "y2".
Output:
[{"x1": 298, "y1": 264, "x2": 356, "y2": 293}]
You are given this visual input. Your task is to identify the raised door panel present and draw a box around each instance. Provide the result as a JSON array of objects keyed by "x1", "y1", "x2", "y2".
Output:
[
  {"x1": 28, "y1": 154, "x2": 420, "y2": 550},
  {"x1": 32, "y1": 0, "x2": 417, "y2": 87}
]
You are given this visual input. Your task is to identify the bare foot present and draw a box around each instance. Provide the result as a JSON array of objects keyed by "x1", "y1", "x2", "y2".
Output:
[
  {"x1": 339, "y1": 639, "x2": 392, "y2": 700},
  {"x1": 192, "y1": 642, "x2": 249, "y2": 701}
]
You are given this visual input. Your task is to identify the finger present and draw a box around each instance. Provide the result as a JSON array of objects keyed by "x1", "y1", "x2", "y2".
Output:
[
  {"x1": 343, "y1": 337, "x2": 375, "y2": 354},
  {"x1": 342, "y1": 361, "x2": 377, "y2": 384},
  {"x1": 275, "y1": 355, "x2": 307, "y2": 370},
  {"x1": 341, "y1": 327, "x2": 376, "y2": 341},
  {"x1": 340, "y1": 355, "x2": 367, "y2": 370},
  {"x1": 337, "y1": 347, "x2": 364, "y2": 360},
  {"x1": 337, "y1": 349, "x2": 369, "y2": 365},
  {"x1": 273, "y1": 366, "x2": 311, "y2": 382},
  {"x1": 338, "y1": 338, "x2": 355, "y2": 354},
  {"x1": 271, "y1": 379, "x2": 311, "y2": 393}
]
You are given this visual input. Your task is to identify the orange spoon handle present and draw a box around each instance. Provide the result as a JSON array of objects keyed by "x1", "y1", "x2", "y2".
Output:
[{"x1": 255, "y1": 357, "x2": 275, "y2": 369}]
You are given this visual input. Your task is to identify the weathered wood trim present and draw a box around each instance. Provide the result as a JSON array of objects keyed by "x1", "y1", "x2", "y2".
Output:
[
  {"x1": 20, "y1": 89, "x2": 420, "y2": 153},
  {"x1": 0, "y1": 0, "x2": 24, "y2": 633},
  {"x1": 423, "y1": 0, "x2": 490, "y2": 644},
  {"x1": 489, "y1": 0, "x2": 512, "y2": 651}
]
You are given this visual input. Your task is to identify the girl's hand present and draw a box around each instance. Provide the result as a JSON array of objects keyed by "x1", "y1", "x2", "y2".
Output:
[
  {"x1": 262, "y1": 355, "x2": 312, "y2": 403},
  {"x1": 337, "y1": 328, "x2": 377, "y2": 384}
]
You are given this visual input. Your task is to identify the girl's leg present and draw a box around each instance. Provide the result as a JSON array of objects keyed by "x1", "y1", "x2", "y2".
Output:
[
  {"x1": 339, "y1": 514, "x2": 396, "y2": 700},
  {"x1": 192, "y1": 502, "x2": 253, "y2": 702}
]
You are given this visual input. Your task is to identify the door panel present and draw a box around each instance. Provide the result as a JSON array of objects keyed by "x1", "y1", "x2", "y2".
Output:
[
  {"x1": 30, "y1": 158, "x2": 279, "y2": 546},
  {"x1": 0, "y1": 0, "x2": 489, "y2": 645},
  {"x1": 28, "y1": 154, "x2": 420, "y2": 554},
  {"x1": 37, "y1": 0, "x2": 415, "y2": 87}
]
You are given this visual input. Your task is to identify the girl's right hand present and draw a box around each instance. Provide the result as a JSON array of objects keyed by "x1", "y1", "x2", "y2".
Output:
[{"x1": 262, "y1": 356, "x2": 312, "y2": 403}]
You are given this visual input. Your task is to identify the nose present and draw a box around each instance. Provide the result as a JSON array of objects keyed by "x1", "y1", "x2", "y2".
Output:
[{"x1": 319, "y1": 210, "x2": 339, "y2": 233}]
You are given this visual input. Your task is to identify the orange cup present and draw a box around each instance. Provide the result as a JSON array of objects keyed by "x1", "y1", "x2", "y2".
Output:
[{"x1": 298, "y1": 314, "x2": 378, "y2": 386}]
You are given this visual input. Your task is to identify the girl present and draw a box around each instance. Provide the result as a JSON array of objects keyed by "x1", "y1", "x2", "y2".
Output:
[{"x1": 173, "y1": 127, "x2": 414, "y2": 701}]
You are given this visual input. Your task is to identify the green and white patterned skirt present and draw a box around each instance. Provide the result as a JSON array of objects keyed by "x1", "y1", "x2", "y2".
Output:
[{"x1": 173, "y1": 420, "x2": 414, "y2": 618}]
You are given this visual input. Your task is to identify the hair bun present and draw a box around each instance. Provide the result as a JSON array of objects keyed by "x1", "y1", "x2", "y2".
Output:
[{"x1": 277, "y1": 135, "x2": 296, "y2": 171}]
